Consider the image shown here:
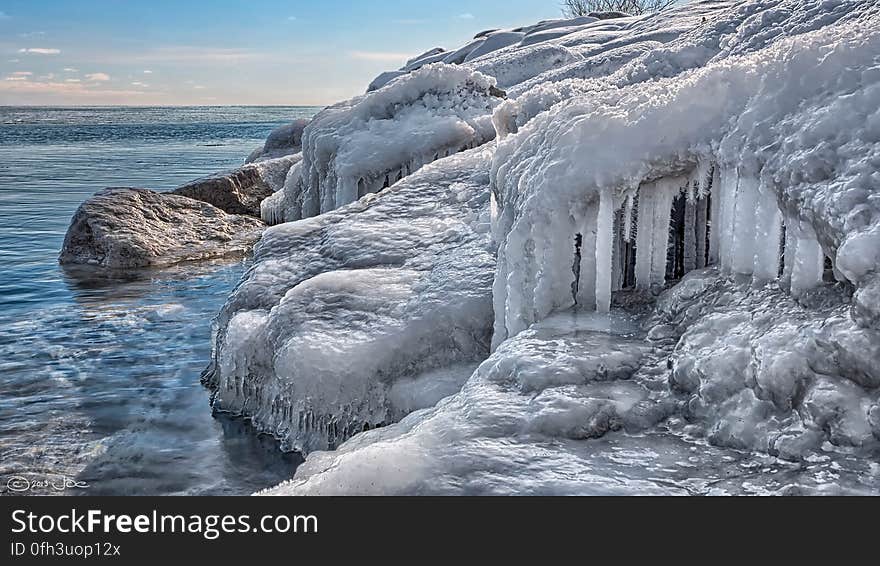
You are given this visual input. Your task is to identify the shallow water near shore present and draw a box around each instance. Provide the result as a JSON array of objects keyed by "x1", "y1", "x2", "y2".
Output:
[{"x1": 0, "y1": 106, "x2": 317, "y2": 495}]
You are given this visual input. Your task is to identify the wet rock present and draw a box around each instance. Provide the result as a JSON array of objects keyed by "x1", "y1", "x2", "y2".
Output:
[
  {"x1": 60, "y1": 188, "x2": 264, "y2": 269},
  {"x1": 172, "y1": 154, "x2": 299, "y2": 217}
]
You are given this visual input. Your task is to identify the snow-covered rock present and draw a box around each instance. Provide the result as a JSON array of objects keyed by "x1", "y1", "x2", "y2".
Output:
[
  {"x1": 205, "y1": 149, "x2": 496, "y2": 453},
  {"x1": 261, "y1": 64, "x2": 503, "y2": 225},
  {"x1": 173, "y1": 154, "x2": 300, "y2": 217},
  {"x1": 60, "y1": 188, "x2": 263, "y2": 269}
]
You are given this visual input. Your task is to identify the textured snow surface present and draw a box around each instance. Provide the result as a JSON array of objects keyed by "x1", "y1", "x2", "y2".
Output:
[
  {"x1": 206, "y1": 149, "x2": 496, "y2": 453},
  {"x1": 215, "y1": 0, "x2": 880, "y2": 494}
]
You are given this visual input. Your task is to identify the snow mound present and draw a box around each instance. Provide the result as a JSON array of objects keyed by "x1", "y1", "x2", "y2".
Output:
[
  {"x1": 205, "y1": 149, "x2": 496, "y2": 453},
  {"x1": 262, "y1": 64, "x2": 502, "y2": 225},
  {"x1": 491, "y1": 1, "x2": 880, "y2": 344}
]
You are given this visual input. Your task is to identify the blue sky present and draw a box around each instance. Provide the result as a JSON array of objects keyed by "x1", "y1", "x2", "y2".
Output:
[{"x1": 0, "y1": 0, "x2": 561, "y2": 106}]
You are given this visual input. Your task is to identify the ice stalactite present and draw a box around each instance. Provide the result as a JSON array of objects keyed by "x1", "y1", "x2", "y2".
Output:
[
  {"x1": 695, "y1": 195, "x2": 708, "y2": 269},
  {"x1": 752, "y1": 184, "x2": 783, "y2": 282},
  {"x1": 634, "y1": 187, "x2": 655, "y2": 289},
  {"x1": 731, "y1": 174, "x2": 759, "y2": 276},
  {"x1": 708, "y1": 165, "x2": 722, "y2": 265},
  {"x1": 576, "y1": 205, "x2": 598, "y2": 309},
  {"x1": 789, "y1": 221, "x2": 826, "y2": 296},
  {"x1": 595, "y1": 187, "x2": 614, "y2": 313},
  {"x1": 683, "y1": 198, "x2": 697, "y2": 273},
  {"x1": 650, "y1": 178, "x2": 678, "y2": 286}
]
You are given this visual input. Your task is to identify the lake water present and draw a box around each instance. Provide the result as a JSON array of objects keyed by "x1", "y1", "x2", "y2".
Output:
[{"x1": 0, "y1": 106, "x2": 319, "y2": 495}]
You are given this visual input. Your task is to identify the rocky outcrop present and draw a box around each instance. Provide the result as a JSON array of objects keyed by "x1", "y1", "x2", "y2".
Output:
[
  {"x1": 60, "y1": 188, "x2": 264, "y2": 270},
  {"x1": 172, "y1": 154, "x2": 299, "y2": 217},
  {"x1": 246, "y1": 120, "x2": 309, "y2": 163}
]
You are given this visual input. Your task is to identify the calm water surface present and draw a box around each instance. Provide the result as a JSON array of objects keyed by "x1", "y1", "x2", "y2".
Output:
[{"x1": 0, "y1": 106, "x2": 319, "y2": 495}]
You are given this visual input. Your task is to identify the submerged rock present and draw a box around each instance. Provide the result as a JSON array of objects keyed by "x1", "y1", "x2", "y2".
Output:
[
  {"x1": 60, "y1": 188, "x2": 263, "y2": 270},
  {"x1": 172, "y1": 154, "x2": 299, "y2": 217}
]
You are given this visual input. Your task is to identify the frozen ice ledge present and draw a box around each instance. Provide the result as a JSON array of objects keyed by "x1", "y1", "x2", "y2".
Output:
[{"x1": 201, "y1": 0, "x2": 877, "y2": 491}]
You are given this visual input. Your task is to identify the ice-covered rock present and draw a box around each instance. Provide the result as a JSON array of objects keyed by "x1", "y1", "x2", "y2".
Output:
[
  {"x1": 205, "y1": 149, "x2": 496, "y2": 453},
  {"x1": 262, "y1": 64, "x2": 503, "y2": 225},
  {"x1": 59, "y1": 188, "x2": 263, "y2": 269},
  {"x1": 491, "y1": 0, "x2": 880, "y2": 342},
  {"x1": 173, "y1": 154, "x2": 300, "y2": 217},
  {"x1": 246, "y1": 119, "x2": 309, "y2": 163}
]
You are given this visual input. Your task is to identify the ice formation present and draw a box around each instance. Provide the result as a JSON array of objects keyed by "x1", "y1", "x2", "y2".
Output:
[
  {"x1": 203, "y1": 0, "x2": 880, "y2": 494},
  {"x1": 205, "y1": 150, "x2": 496, "y2": 453},
  {"x1": 260, "y1": 65, "x2": 503, "y2": 226}
]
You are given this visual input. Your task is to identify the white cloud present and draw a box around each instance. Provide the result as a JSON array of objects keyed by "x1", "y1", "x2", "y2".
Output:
[
  {"x1": 131, "y1": 81, "x2": 149, "y2": 87},
  {"x1": 8, "y1": 59, "x2": 20, "y2": 63},
  {"x1": 18, "y1": 48, "x2": 61, "y2": 55},
  {"x1": 10, "y1": 71, "x2": 33, "y2": 77},
  {"x1": 458, "y1": 13, "x2": 475, "y2": 19},
  {"x1": 4, "y1": 76, "x2": 28, "y2": 82},
  {"x1": 349, "y1": 50, "x2": 412, "y2": 63},
  {"x1": 85, "y1": 72, "x2": 110, "y2": 81},
  {"x1": 65, "y1": 78, "x2": 80, "y2": 83},
  {"x1": 19, "y1": 31, "x2": 46, "y2": 38},
  {"x1": 143, "y1": 70, "x2": 153, "y2": 74},
  {"x1": 192, "y1": 85, "x2": 206, "y2": 90},
  {"x1": 63, "y1": 67, "x2": 78, "y2": 72}
]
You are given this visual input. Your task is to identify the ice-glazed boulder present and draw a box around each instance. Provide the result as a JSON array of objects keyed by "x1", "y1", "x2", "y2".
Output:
[
  {"x1": 59, "y1": 188, "x2": 263, "y2": 269},
  {"x1": 204, "y1": 149, "x2": 497, "y2": 453}
]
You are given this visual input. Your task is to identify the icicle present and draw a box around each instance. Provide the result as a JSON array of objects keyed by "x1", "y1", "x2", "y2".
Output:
[
  {"x1": 695, "y1": 157, "x2": 712, "y2": 198},
  {"x1": 623, "y1": 193, "x2": 635, "y2": 242},
  {"x1": 695, "y1": 195, "x2": 708, "y2": 269},
  {"x1": 731, "y1": 175, "x2": 759, "y2": 276},
  {"x1": 576, "y1": 205, "x2": 598, "y2": 308},
  {"x1": 752, "y1": 184, "x2": 782, "y2": 282},
  {"x1": 683, "y1": 198, "x2": 697, "y2": 273},
  {"x1": 790, "y1": 223, "x2": 825, "y2": 295},
  {"x1": 634, "y1": 185, "x2": 654, "y2": 289},
  {"x1": 612, "y1": 211, "x2": 624, "y2": 292},
  {"x1": 718, "y1": 169, "x2": 739, "y2": 272},
  {"x1": 708, "y1": 165, "x2": 721, "y2": 265},
  {"x1": 650, "y1": 178, "x2": 676, "y2": 287},
  {"x1": 595, "y1": 188, "x2": 614, "y2": 313}
]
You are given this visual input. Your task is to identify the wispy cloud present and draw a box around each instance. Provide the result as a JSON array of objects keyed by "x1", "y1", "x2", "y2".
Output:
[
  {"x1": 349, "y1": 50, "x2": 412, "y2": 63},
  {"x1": 18, "y1": 48, "x2": 61, "y2": 55},
  {"x1": 19, "y1": 31, "x2": 46, "y2": 39},
  {"x1": 0, "y1": 79, "x2": 146, "y2": 98},
  {"x1": 458, "y1": 13, "x2": 475, "y2": 20},
  {"x1": 65, "y1": 78, "x2": 80, "y2": 83},
  {"x1": 85, "y1": 72, "x2": 110, "y2": 82},
  {"x1": 131, "y1": 81, "x2": 149, "y2": 87},
  {"x1": 143, "y1": 69, "x2": 153, "y2": 74},
  {"x1": 63, "y1": 67, "x2": 78, "y2": 72},
  {"x1": 287, "y1": 16, "x2": 297, "y2": 21},
  {"x1": 10, "y1": 71, "x2": 33, "y2": 77}
]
